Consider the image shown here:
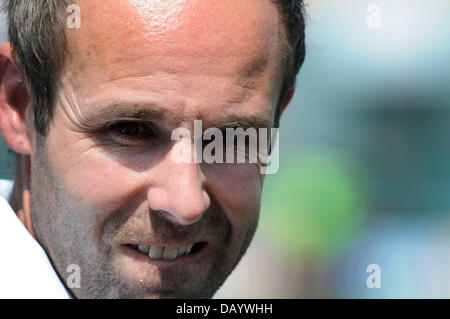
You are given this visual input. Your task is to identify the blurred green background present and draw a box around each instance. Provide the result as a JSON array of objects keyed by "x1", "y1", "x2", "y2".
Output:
[
  {"x1": 216, "y1": 0, "x2": 450, "y2": 298},
  {"x1": 1, "y1": 0, "x2": 450, "y2": 298}
]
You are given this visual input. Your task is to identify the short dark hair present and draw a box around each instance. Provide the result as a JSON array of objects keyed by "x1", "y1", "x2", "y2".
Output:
[
  {"x1": 3, "y1": 0, "x2": 305, "y2": 134},
  {"x1": 272, "y1": 0, "x2": 306, "y2": 126}
]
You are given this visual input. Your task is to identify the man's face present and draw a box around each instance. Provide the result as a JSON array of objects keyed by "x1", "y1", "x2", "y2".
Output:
[{"x1": 29, "y1": 0, "x2": 284, "y2": 298}]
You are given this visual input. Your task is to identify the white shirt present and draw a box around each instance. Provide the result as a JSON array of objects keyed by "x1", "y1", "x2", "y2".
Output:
[{"x1": 0, "y1": 179, "x2": 71, "y2": 298}]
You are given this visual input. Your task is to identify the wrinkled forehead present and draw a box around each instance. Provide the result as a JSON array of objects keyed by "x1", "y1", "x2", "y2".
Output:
[{"x1": 65, "y1": 0, "x2": 284, "y2": 79}]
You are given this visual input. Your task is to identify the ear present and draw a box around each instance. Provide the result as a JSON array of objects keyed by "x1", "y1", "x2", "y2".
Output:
[
  {"x1": 278, "y1": 82, "x2": 296, "y2": 119},
  {"x1": 0, "y1": 42, "x2": 32, "y2": 154}
]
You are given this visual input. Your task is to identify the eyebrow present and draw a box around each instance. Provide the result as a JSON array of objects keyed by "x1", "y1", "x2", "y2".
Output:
[
  {"x1": 92, "y1": 103, "x2": 166, "y2": 122},
  {"x1": 207, "y1": 115, "x2": 273, "y2": 131},
  {"x1": 85, "y1": 102, "x2": 272, "y2": 130}
]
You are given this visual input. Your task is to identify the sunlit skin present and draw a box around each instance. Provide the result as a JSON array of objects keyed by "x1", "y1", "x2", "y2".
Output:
[{"x1": 0, "y1": 0, "x2": 295, "y2": 298}]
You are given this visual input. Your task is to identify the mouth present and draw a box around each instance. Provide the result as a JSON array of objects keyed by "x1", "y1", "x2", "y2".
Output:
[{"x1": 126, "y1": 242, "x2": 207, "y2": 261}]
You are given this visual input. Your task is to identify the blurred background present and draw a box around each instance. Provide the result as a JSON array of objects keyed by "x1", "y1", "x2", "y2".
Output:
[{"x1": 1, "y1": 0, "x2": 450, "y2": 298}]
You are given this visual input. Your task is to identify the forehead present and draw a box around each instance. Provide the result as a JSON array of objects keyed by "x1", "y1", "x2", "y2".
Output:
[{"x1": 66, "y1": 0, "x2": 283, "y2": 81}]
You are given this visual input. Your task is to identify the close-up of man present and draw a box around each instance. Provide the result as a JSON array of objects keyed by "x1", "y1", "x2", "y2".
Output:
[{"x1": 0, "y1": 0, "x2": 305, "y2": 299}]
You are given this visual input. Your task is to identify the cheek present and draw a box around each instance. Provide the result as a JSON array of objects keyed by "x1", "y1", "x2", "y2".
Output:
[
  {"x1": 203, "y1": 164, "x2": 263, "y2": 228},
  {"x1": 46, "y1": 133, "x2": 144, "y2": 215}
]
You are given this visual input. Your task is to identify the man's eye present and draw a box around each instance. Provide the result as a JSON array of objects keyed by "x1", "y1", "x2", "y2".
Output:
[{"x1": 108, "y1": 122, "x2": 155, "y2": 145}]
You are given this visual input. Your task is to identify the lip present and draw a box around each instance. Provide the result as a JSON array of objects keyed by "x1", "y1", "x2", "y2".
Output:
[
  {"x1": 125, "y1": 241, "x2": 200, "y2": 247},
  {"x1": 119, "y1": 242, "x2": 209, "y2": 268}
]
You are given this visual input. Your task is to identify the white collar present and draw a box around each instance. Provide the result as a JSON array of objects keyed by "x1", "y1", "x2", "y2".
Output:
[{"x1": 0, "y1": 180, "x2": 72, "y2": 298}]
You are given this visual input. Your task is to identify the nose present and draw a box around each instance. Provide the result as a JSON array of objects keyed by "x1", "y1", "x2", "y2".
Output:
[{"x1": 146, "y1": 139, "x2": 211, "y2": 225}]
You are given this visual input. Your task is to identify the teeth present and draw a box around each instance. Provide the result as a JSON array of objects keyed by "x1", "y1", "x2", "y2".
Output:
[
  {"x1": 148, "y1": 245, "x2": 164, "y2": 259},
  {"x1": 163, "y1": 247, "x2": 178, "y2": 260},
  {"x1": 138, "y1": 245, "x2": 150, "y2": 254},
  {"x1": 136, "y1": 243, "x2": 198, "y2": 260},
  {"x1": 177, "y1": 246, "x2": 186, "y2": 255}
]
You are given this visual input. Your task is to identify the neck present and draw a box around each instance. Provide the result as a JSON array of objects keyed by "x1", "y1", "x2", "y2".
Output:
[{"x1": 10, "y1": 155, "x2": 35, "y2": 237}]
